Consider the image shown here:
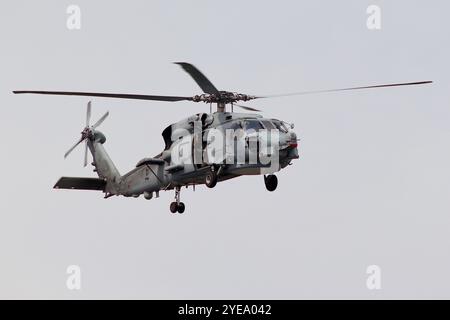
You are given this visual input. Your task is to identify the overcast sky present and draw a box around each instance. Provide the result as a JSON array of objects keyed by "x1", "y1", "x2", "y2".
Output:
[{"x1": 1, "y1": 0, "x2": 449, "y2": 299}]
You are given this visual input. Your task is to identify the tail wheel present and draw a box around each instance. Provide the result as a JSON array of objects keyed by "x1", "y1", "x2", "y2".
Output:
[
  {"x1": 205, "y1": 170, "x2": 218, "y2": 188},
  {"x1": 264, "y1": 174, "x2": 278, "y2": 192}
]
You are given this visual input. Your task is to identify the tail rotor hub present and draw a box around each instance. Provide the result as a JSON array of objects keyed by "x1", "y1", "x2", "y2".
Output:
[{"x1": 63, "y1": 101, "x2": 109, "y2": 167}]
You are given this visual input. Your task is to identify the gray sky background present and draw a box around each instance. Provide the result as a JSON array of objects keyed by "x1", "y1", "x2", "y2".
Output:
[{"x1": 0, "y1": 0, "x2": 449, "y2": 299}]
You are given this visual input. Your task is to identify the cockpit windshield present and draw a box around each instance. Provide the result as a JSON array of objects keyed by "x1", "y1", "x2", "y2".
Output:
[
  {"x1": 273, "y1": 120, "x2": 289, "y2": 133},
  {"x1": 260, "y1": 120, "x2": 276, "y2": 130}
]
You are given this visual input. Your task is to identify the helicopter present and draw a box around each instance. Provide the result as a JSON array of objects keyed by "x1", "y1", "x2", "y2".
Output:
[{"x1": 13, "y1": 62, "x2": 432, "y2": 213}]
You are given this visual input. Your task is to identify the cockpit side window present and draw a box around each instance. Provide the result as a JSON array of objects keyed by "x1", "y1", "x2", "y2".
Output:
[{"x1": 243, "y1": 120, "x2": 263, "y2": 131}]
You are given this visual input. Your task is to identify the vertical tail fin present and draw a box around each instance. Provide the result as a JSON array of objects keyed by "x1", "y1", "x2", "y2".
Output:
[
  {"x1": 62, "y1": 101, "x2": 121, "y2": 196},
  {"x1": 87, "y1": 135, "x2": 121, "y2": 195}
]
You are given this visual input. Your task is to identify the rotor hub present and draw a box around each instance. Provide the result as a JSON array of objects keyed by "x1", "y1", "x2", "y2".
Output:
[
  {"x1": 81, "y1": 127, "x2": 93, "y2": 140},
  {"x1": 192, "y1": 91, "x2": 256, "y2": 104}
]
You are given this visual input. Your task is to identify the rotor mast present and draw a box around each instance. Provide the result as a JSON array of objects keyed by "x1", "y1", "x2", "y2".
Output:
[{"x1": 217, "y1": 102, "x2": 226, "y2": 113}]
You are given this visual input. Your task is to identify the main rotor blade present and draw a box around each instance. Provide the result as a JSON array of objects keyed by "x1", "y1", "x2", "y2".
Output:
[
  {"x1": 235, "y1": 104, "x2": 261, "y2": 112},
  {"x1": 257, "y1": 81, "x2": 433, "y2": 99},
  {"x1": 83, "y1": 140, "x2": 88, "y2": 167},
  {"x1": 86, "y1": 101, "x2": 92, "y2": 127},
  {"x1": 13, "y1": 90, "x2": 193, "y2": 102},
  {"x1": 174, "y1": 62, "x2": 219, "y2": 94},
  {"x1": 92, "y1": 111, "x2": 109, "y2": 129},
  {"x1": 64, "y1": 136, "x2": 84, "y2": 159}
]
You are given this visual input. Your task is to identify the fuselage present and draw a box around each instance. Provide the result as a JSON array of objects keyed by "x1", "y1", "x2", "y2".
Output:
[{"x1": 117, "y1": 112, "x2": 299, "y2": 197}]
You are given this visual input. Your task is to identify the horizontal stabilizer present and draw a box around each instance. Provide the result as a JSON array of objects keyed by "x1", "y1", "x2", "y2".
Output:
[{"x1": 54, "y1": 177, "x2": 106, "y2": 191}]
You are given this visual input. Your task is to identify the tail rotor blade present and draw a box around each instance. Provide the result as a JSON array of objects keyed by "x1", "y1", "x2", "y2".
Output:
[
  {"x1": 92, "y1": 111, "x2": 109, "y2": 129},
  {"x1": 86, "y1": 101, "x2": 92, "y2": 127},
  {"x1": 64, "y1": 136, "x2": 84, "y2": 159},
  {"x1": 83, "y1": 140, "x2": 89, "y2": 167}
]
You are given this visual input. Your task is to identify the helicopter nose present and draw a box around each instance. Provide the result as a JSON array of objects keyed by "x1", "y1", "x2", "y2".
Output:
[
  {"x1": 287, "y1": 131, "x2": 298, "y2": 149},
  {"x1": 277, "y1": 131, "x2": 298, "y2": 151},
  {"x1": 277, "y1": 130, "x2": 299, "y2": 161}
]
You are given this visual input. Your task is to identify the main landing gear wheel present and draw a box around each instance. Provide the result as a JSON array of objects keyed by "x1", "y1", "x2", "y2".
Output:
[
  {"x1": 177, "y1": 202, "x2": 185, "y2": 214},
  {"x1": 170, "y1": 186, "x2": 185, "y2": 214},
  {"x1": 205, "y1": 169, "x2": 218, "y2": 188},
  {"x1": 169, "y1": 202, "x2": 185, "y2": 214},
  {"x1": 170, "y1": 202, "x2": 178, "y2": 213},
  {"x1": 264, "y1": 174, "x2": 278, "y2": 192}
]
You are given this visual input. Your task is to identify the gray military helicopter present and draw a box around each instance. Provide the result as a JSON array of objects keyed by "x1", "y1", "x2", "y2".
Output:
[{"x1": 14, "y1": 63, "x2": 432, "y2": 213}]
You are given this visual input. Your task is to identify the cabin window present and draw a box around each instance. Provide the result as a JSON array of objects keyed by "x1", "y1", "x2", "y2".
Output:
[{"x1": 222, "y1": 121, "x2": 243, "y2": 130}]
